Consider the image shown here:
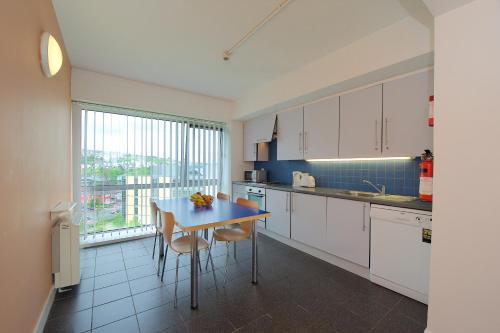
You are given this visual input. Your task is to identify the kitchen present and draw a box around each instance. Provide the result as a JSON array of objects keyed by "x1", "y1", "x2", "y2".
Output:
[
  {"x1": 235, "y1": 67, "x2": 434, "y2": 305},
  {"x1": 3, "y1": 1, "x2": 499, "y2": 333}
]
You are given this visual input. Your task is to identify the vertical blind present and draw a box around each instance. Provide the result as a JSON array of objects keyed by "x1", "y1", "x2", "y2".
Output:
[{"x1": 77, "y1": 102, "x2": 225, "y2": 239}]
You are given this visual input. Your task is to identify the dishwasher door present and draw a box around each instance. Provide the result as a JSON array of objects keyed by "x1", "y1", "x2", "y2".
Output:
[{"x1": 370, "y1": 205, "x2": 432, "y2": 304}]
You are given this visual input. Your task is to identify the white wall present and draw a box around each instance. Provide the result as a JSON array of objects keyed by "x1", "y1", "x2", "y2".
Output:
[
  {"x1": 427, "y1": 1, "x2": 500, "y2": 332},
  {"x1": 71, "y1": 68, "x2": 249, "y2": 184},
  {"x1": 235, "y1": 17, "x2": 434, "y2": 119}
]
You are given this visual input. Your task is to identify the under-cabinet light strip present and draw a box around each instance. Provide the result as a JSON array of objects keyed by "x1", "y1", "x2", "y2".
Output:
[{"x1": 306, "y1": 157, "x2": 413, "y2": 162}]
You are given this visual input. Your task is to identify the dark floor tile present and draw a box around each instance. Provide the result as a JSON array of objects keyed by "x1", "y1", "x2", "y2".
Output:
[
  {"x1": 95, "y1": 260, "x2": 125, "y2": 276},
  {"x1": 80, "y1": 257, "x2": 96, "y2": 268},
  {"x1": 95, "y1": 252, "x2": 123, "y2": 265},
  {"x1": 372, "y1": 309, "x2": 426, "y2": 333},
  {"x1": 236, "y1": 314, "x2": 274, "y2": 333},
  {"x1": 184, "y1": 312, "x2": 235, "y2": 333},
  {"x1": 126, "y1": 264, "x2": 157, "y2": 280},
  {"x1": 81, "y1": 267, "x2": 95, "y2": 279},
  {"x1": 93, "y1": 282, "x2": 131, "y2": 306},
  {"x1": 96, "y1": 244, "x2": 122, "y2": 256},
  {"x1": 80, "y1": 248, "x2": 97, "y2": 259},
  {"x1": 49, "y1": 291, "x2": 93, "y2": 319},
  {"x1": 266, "y1": 302, "x2": 314, "y2": 332},
  {"x1": 342, "y1": 292, "x2": 392, "y2": 328},
  {"x1": 92, "y1": 315, "x2": 139, "y2": 333},
  {"x1": 136, "y1": 303, "x2": 184, "y2": 333},
  {"x1": 132, "y1": 285, "x2": 174, "y2": 313},
  {"x1": 129, "y1": 274, "x2": 166, "y2": 295},
  {"x1": 55, "y1": 278, "x2": 94, "y2": 300},
  {"x1": 394, "y1": 297, "x2": 428, "y2": 325},
  {"x1": 94, "y1": 270, "x2": 128, "y2": 289},
  {"x1": 122, "y1": 247, "x2": 149, "y2": 259},
  {"x1": 125, "y1": 255, "x2": 154, "y2": 269},
  {"x1": 44, "y1": 308, "x2": 91, "y2": 333},
  {"x1": 92, "y1": 297, "x2": 136, "y2": 328}
]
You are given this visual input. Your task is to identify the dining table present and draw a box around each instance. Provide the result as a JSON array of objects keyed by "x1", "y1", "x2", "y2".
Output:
[{"x1": 155, "y1": 198, "x2": 271, "y2": 309}]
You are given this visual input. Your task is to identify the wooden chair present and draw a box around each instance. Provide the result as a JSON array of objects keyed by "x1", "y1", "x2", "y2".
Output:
[
  {"x1": 160, "y1": 211, "x2": 217, "y2": 307},
  {"x1": 150, "y1": 200, "x2": 161, "y2": 260},
  {"x1": 206, "y1": 197, "x2": 256, "y2": 285}
]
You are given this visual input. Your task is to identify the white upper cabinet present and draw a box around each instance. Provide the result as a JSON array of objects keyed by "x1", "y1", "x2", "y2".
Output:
[
  {"x1": 339, "y1": 85, "x2": 383, "y2": 158},
  {"x1": 277, "y1": 106, "x2": 304, "y2": 160},
  {"x1": 382, "y1": 69, "x2": 434, "y2": 157},
  {"x1": 303, "y1": 96, "x2": 340, "y2": 160},
  {"x1": 290, "y1": 192, "x2": 327, "y2": 251},
  {"x1": 243, "y1": 113, "x2": 276, "y2": 161},
  {"x1": 265, "y1": 189, "x2": 291, "y2": 238},
  {"x1": 326, "y1": 198, "x2": 370, "y2": 267}
]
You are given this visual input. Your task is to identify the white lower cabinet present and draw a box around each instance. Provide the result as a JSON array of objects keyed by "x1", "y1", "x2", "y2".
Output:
[
  {"x1": 265, "y1": 189, "x2": 291, "y2": 238},
  {"x1": 232, "y1": 184, "x2": 246, "y2": 203},
  {"x1": 326, "y1": 198, "x2": 370, "y2": 267},
  {"x1": 290, "y1": 193, "x2": 327, "y2": 251}
]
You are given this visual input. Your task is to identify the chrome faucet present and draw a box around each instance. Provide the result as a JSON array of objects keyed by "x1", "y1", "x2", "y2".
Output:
[{"x1": 362, "y1": 179, "x2": 386, "y2": 195}]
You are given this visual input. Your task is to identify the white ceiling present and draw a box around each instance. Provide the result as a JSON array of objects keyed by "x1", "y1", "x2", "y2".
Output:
[{"x1": 53, "y1": 0, "x2": 419, "y2": 100}]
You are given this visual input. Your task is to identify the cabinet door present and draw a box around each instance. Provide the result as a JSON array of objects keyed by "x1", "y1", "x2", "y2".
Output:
[
  {"x1": 243, "y1": 120, "x2": 256, "y2": 161},
  {"x1": 277, "y1": 107, "x2": 304, "y2": 160},
  {"x1": 304, "y1": 96, "x2": 340, "y2": 159},
  {"x1": 326, "y1": 198, "x2": 370, "y2": 267},
  {"x1": 254, "y1": 113, "x2": 276, "y2": 143},
  {"x1": 339, "y1": 85, "x2": 382, "y2": 157},
  {"x1": 290, "y1": 193, "x2": 327, "y2": 251},
  {"x1": 265, "y1": 189, "x2": 291, "y2": 238},
  {"x1": 382, "y1": 69, "x2": 434, "y2": 157}
]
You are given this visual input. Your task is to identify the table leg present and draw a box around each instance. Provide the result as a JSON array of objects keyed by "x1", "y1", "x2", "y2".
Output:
[
  {"x1": 251, "y1": 221, "x2": 258, "y2": 284},
  {"x1": 203, "y1": 228, "x2": 208, "y2": 240},
  {"x1": 159, "y1": 237, "x2": 164, "y2": 257},
  {"x1": 190, "y1": 230, "x2": 199, "y2": 309}
]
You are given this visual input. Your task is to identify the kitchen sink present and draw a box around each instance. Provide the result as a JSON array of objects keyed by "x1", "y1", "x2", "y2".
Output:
[
  {"x1": 335, "y1": 190, "x2": 381, "y2": 198},
  {"x1": 377, "y1": 195, "x2": 417, "y2": 202}
]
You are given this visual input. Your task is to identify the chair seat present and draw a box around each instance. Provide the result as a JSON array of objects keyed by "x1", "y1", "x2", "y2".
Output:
[
  {"x1": 171, "y1": 235, "x2": 209, "y2": 253},
  {"x1": 213, "y1": 227, "x2": 249, "y2": 242}
]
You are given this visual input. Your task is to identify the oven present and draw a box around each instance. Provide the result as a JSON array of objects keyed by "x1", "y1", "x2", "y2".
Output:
[{"x1": 245, "y1": 185, "x2": 266, "y2": 228}]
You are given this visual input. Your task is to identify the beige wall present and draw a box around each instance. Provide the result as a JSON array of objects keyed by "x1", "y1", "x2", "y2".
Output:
[
  {"x1": 0, "y1": 1, "x2": 71, "y2": 332},
  {"x1": 427, "y1": 1, "x2": 500, "y2": 332}
]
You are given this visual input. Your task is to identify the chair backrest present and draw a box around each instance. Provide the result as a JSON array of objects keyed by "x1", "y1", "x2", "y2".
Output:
[
  {"x1": 161, "y1": 211, "x2": 176, "y2": 248},
  {"x1": 236, "y1": 197, "x2": 258, "y2": 235},
  {"x1": 150, "y1": 200, "x2": 160, "y2": 228},
  {"x1": 217, "y1": 192, "x2": 230, "y2": 201}
]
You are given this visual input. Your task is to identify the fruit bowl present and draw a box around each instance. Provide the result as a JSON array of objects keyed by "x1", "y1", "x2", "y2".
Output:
[{"x1": 190, "y1": 192, "x2": 214, "y2": 207}]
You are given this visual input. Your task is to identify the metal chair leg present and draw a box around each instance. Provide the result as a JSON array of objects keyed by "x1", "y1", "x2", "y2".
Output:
[
  {"x1": 223, "y1": 242, "x2": 230, "y2": 286},
  {"x1": 205, "y1": 236, "x2": 214, "y2": 270},
  {"x1": 152, "y1": 229, "x2": 158, "y2": 259},
  {"x1": 157, "y1": 237, "x2": 163, "y2": 276},
  {"x1": 209, "y1": 249, "x2": 218, "y2": 290},
  {"x1": 161, "y1": 245, "x2": 168, "y2": 282},
  {"x1": 174, "y1": 255, "x2": 180, "y2": 308},
  {"x1": 197, "y1": 251, "x2": 202, "y2": 272}
]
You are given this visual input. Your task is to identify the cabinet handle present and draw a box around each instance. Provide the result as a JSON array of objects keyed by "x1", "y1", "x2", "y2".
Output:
[
  {"x1": 374, "y1": 120, "x2": 379, "y2": 151},
  {"x1": 304, "y1": 131, "x2": 308, "y2": 154},
  {"x1": 285, "y1": 193, "x2": 289, "y2": 212},
  {"x1": 299, "y1": 132, "x2": 303, "y2": 153},
  {"x1": 384, "y1": 117, "x2": 389, "y2": 149},
  {"x1": 362, "y1": 204, "x2": 366, "y2": 231}
]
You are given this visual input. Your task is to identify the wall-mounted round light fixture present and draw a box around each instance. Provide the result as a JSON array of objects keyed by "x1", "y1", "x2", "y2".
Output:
[{"x1": 40, "y1": 32, "x2": 63, "y2": 77}]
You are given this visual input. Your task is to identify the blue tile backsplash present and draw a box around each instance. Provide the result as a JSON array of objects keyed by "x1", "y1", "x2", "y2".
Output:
[{"x1": 255, "y1": 139, "x2": 421, "y2": 196}]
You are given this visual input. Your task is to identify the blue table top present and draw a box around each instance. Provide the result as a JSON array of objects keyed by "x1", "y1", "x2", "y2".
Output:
[{"x1": 155, "y1": 198, "x2": 271, "y2": 232}]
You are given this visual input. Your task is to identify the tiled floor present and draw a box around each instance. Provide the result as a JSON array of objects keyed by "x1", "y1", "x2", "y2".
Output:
[{"x1": 44, "y1": 233, "x2": 428, "y2": 333}]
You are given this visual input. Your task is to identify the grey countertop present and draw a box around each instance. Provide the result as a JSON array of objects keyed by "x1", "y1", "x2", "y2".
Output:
[{"x1": 232, "y1": 181, "x2": 432, "y2": 212}]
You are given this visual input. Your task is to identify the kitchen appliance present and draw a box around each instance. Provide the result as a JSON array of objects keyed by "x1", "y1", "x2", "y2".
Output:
[
  {"x1": 293, "y1": 171, "x2": 316, "y2": 188},
  {"x1": 245, "y1": 185, "x2": 266, "y2": 228},
  {"x1": 370, "y1": 205, "x2": 432, "y2": 304},
  {"x1": 244, "y1": 169, "x2": 267, "y2": 183}
]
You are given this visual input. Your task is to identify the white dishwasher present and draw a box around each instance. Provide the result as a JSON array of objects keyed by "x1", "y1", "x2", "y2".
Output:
[{"x1": 370, "y1": 204, "x2": 432, "y2": 304}]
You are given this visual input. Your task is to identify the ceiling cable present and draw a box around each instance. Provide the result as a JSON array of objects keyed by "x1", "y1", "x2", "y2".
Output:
[{"x1": 223, "y1": 0, "x2": 292, "y2": 61}]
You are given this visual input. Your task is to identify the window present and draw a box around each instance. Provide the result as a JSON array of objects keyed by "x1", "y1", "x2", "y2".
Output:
[{"x1": 75, "y1": 103, "x2": 225, "y2": 239}]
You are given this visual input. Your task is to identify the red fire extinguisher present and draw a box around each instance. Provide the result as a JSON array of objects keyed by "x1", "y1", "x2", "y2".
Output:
[
  {"x1": 428, "y1": 95, "x2": 434, "y2": 126},
  {"x1": 419, "y1": 150, "x2": 433, "y2": 202}
]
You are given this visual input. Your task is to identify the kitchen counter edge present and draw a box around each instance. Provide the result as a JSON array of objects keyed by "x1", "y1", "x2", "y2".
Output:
[{"x1": 232, "y1": 181, "x2": 432, "y2": 212}]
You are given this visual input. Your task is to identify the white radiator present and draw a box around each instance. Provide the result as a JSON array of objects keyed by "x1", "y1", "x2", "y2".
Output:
[{"x1": 51, "y1": 202, "x2": 80, "y2": 289}]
